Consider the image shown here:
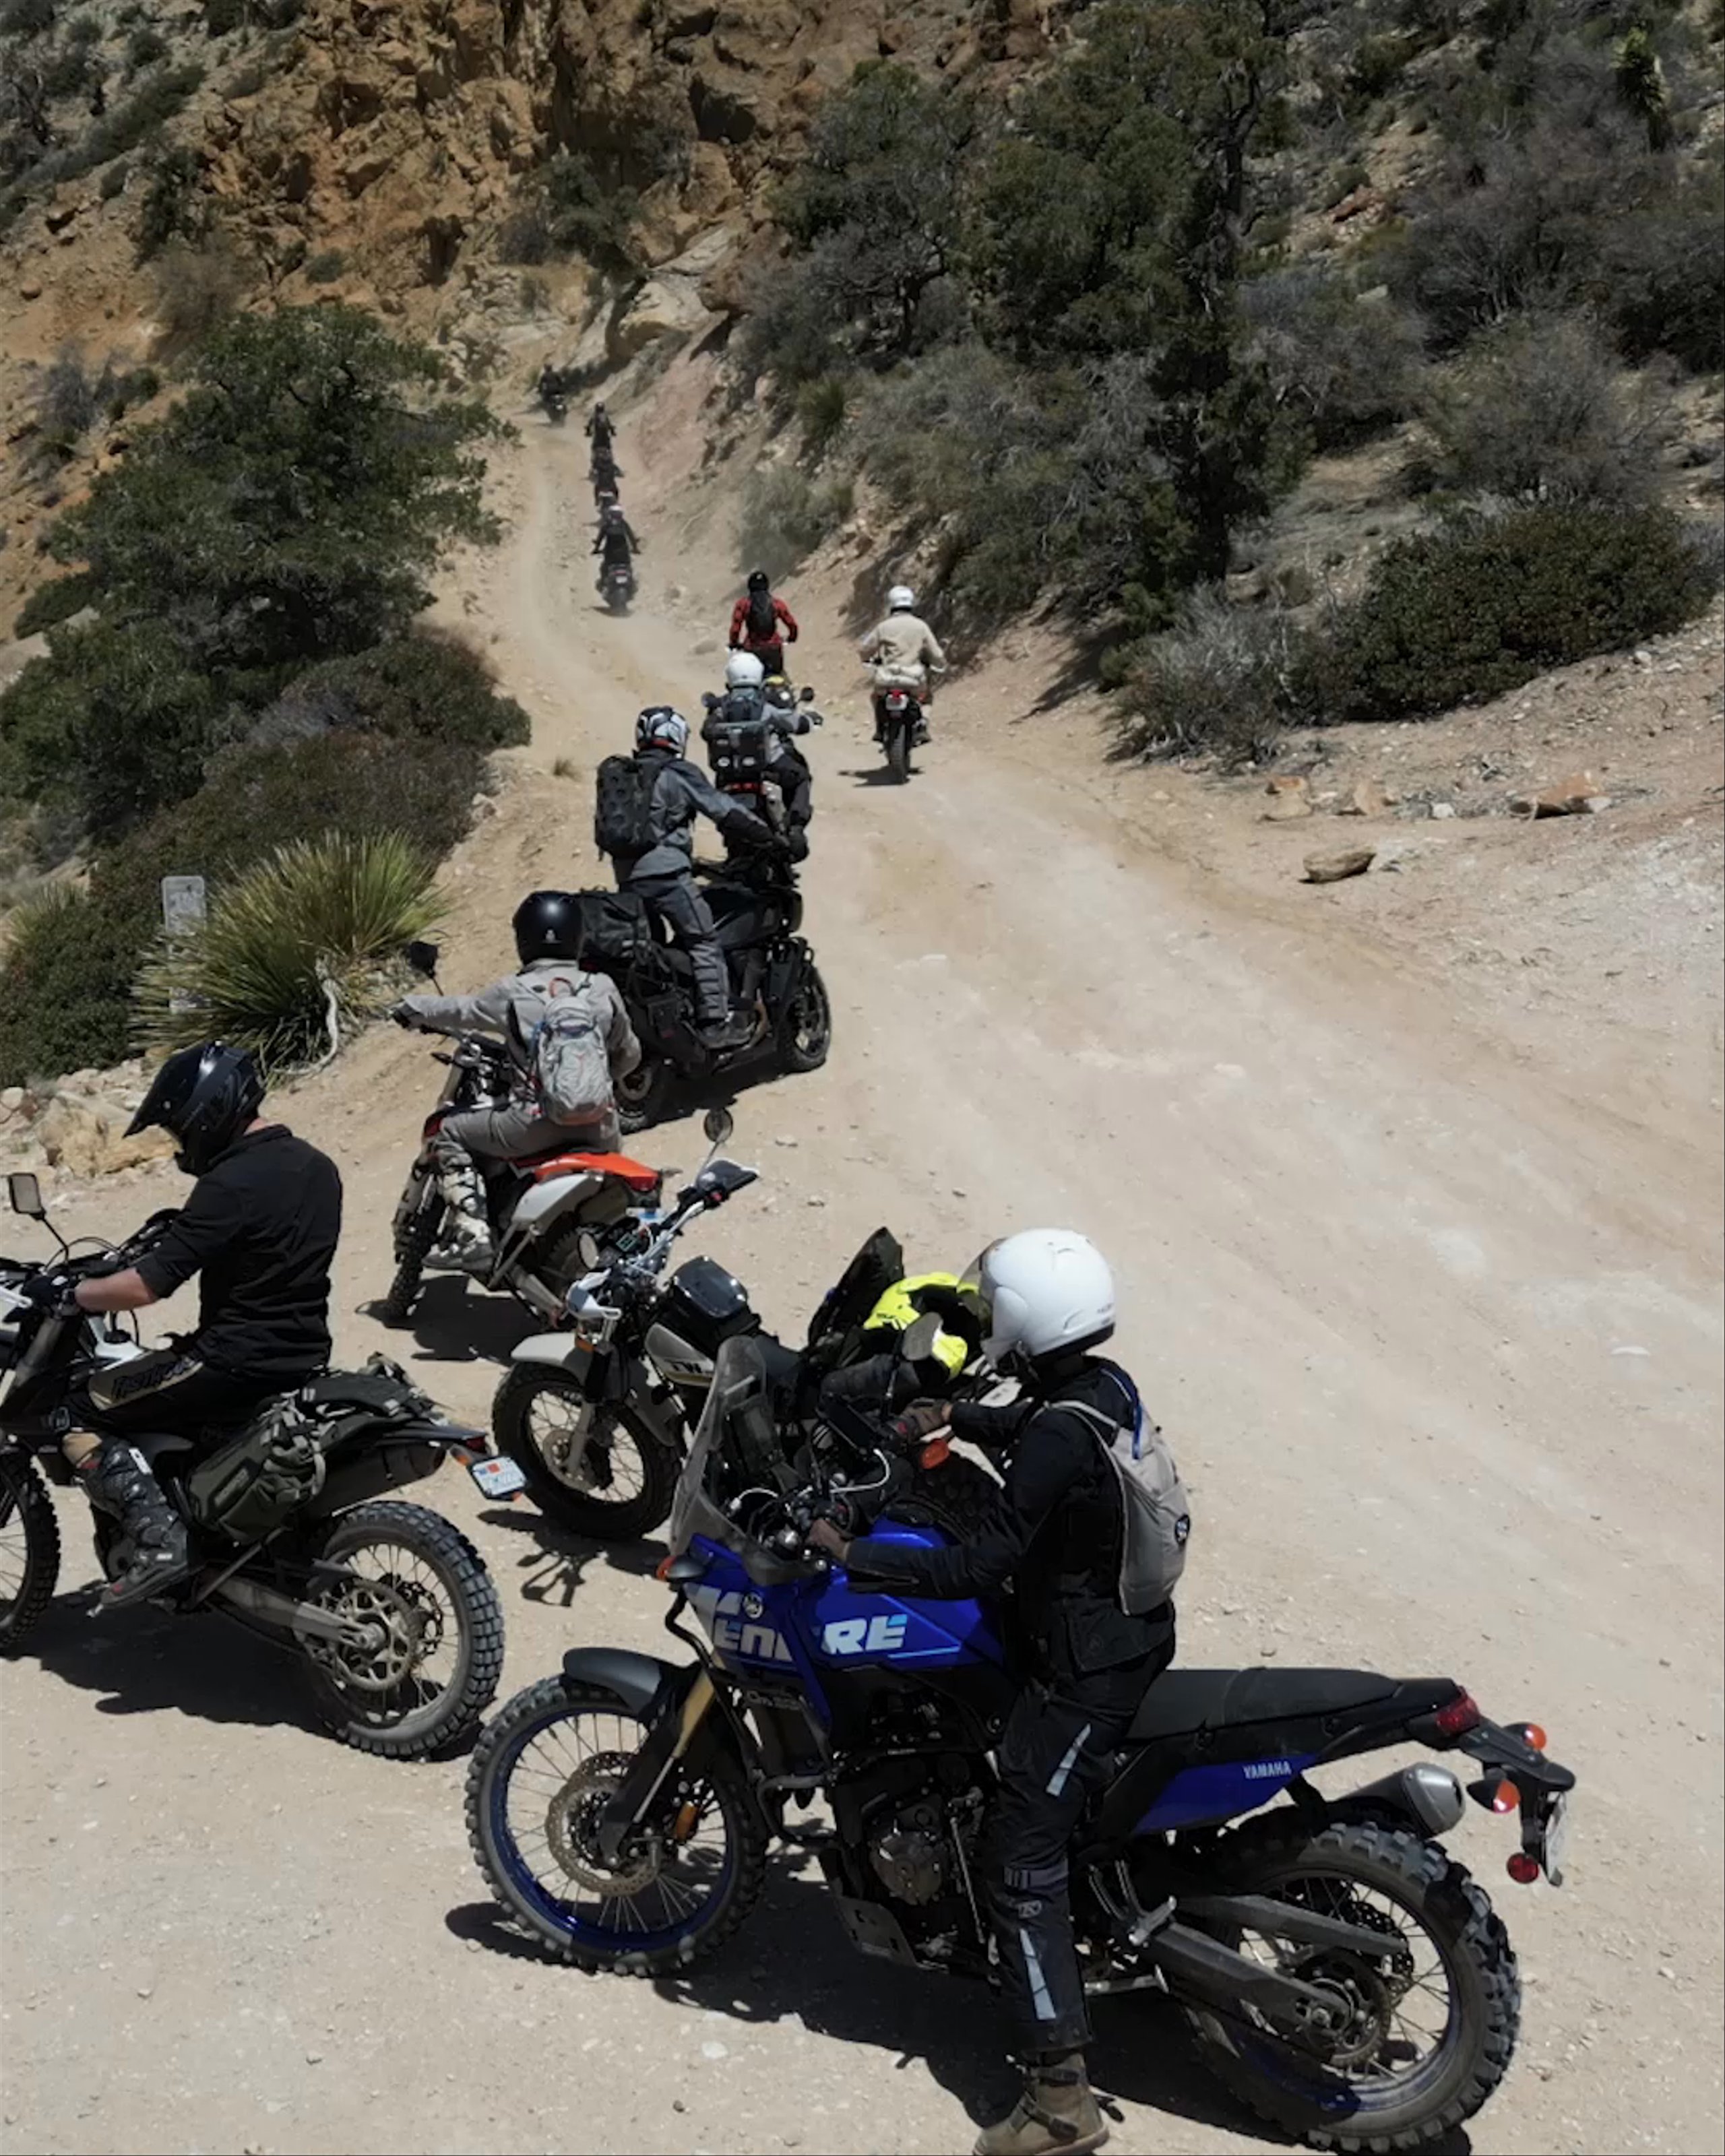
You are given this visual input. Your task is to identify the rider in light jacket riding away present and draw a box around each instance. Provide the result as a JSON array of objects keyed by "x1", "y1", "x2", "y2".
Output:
[
  {"x1": 860, "y1": 583, "x2": 947, "y2": 743},
  {"x1": 813, "y1": 1231, "x2": 1178, "y2": 2156}
]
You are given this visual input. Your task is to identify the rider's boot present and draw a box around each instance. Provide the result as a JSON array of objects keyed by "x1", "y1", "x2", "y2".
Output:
[
  {"x1": 973, "y1": 2056, "x2": 1108, "y2": 2156},
  {"x1": 699, "y1": 1011, "x2": 753, "y2": 1050},
  {"x1": 437, "y1": 1158, "x2": 495, "y2": 1276},
  {"x1": 74, "y1": 1440, "x2": 193, "y2": 1610}
]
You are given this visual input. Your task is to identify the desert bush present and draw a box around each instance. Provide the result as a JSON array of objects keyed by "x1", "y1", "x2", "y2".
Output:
[
  {"x1": 497, "y1": 152, "x2": 641, "y2": 278},
  {"x1": 1409, "y1": 313, "x2": 1665, "y2": 507},
  {"x1": 151, "y1": 232, "x2": 251, "y2": 342},
  {"x1": 134, "y1": 142, "x2": 208, "y2": 260},
  {"x1": 1603, "y1": 170, "x2": 1725, "y2": 375},
  {"x1": 736, "y1": 466, "x2": 854, "y2": 583},
  {"x1": 795, "y1": 375, "x2": 849, "y2": 461},
  {"x1": 133, "y1": 833, "x2": 441, "y2": 1067},
  {"x1": 1242, "y1": 268, "x2": 1424, "y2": 450},
  {"x1": 0, "y1": 887, "x2": 134, "y2": 1085},
  {"x1": 34, "y1": 348, "x2": 98, "y2": 458},
  {"x1": 0, "y1": 0, "x2": 54, "y2": 36},
  {"x1": 35, "y1": 61, "x2": 203, "y2": 186},
  {"x1": 1298, "y1": 502, "x2": 1713, "y2": 723},
  {"x1": 124, "y1": 24, "x2": 169, "y2": 73},
  {"x1": 13, "y1": 571, "x2": 97, "y2": 637},
  {"x1": 42, "y1": 37, "x2": 102, "y2": 98},
  {"x1": 301, "y1": 247, "x2": 344, "y2": 284},
  {"x1": 1110, "y1": 586, "x2": 1294, "y2": 765},
  {"x1": 243, "y1": 630, "x2": 529, "y2": 755},
  {"x1": 98, "y1": 158, "x2": 131, "y2": 200}
]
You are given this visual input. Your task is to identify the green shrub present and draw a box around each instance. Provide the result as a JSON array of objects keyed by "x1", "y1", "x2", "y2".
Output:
[
  {"x1": 99, "y1": 159, "x2": 131, "y2": 201},
  {"x1": 0, "y1": 887, "x2": 134, "y2": 1085},
  {"x1": 125, "y1": 24, "x2": 169, "y2": 73},
  {"x1": 151, "y1": 232, "x2": 251, "y2": 343},
  {"x1": 736, "y1": 465, "x2": 854, "y2": 583},
  {"x1": 247, "y1": 629, "x2": 529, "y2": 755},
  {"x1": 1298, "y1": 503, "x2": 1714, "y2": 724},
  {"x1": 795, "y1": 375, "x2": 848, "y2": 460},
  {"x1": 0, "y1": 0, "x2": 54, "y2": 37},
  {"x1": 497, "y1": 152, "x2": 641, "y2": 278},
  {"x1": 1410, "y1": 313, "x2": 1663, "y2": 508},
  {"x1": 35, "y1": 61, "x2": 204, "y2": 186},
  {"x1": 134, "y1": 143, "x2": 208, "y2": 261},
  {"x1": 1348, "y1": 33, "x2": 1413, "y2": 102},
  {"x1": 133, "y1": 833, "x2": 442, "y2": 1067},
  {"x1": 1110, "y1": 586, "x2": 1293, "y2": 765},
  {"x1": 1604, "y1": 170, "x2": 1725, "y2": 375},
  {"x1": 1241, "y1": 268, "x2": 1422, "y2": 451},
  {"x1": 13, "y1": 571, "x2": 97, "y2": 638},
  {"x1": 303, "y1": 247, "x2": 347, "y2": 284}
]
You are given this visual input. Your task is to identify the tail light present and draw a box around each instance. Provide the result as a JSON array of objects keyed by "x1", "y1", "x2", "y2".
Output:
[
  {"x1": 1509, "y1": 1721, "x2": 1548, "y2": 1751},
  {"x1": 1506, "y1": 1851, "x2": 1541, "y2": 1885},
  {"x1": 1433, "y1": 1691, "x2": 1482, "y2": 1737},
  {"x1": 886, "y1": 691, "x2": 907, "y2": 711}
]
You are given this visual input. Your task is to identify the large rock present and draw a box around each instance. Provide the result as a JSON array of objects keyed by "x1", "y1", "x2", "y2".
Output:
[
  {"x1": 607, "y1": 276, "x2": 714, "y2": 361},
  {"x1": 37, "y1": 1096, "x2": 175, "y2": 1178},
  {"x1": 1302, "y1": 846, "x2": 1375, "y2": 885},
  {"x1": 1510, "y1": 771, "x2": 1613, "y2": 818},
  {"x1": 1260, "y1": 775, "x2": 1313, "y2": 823}
]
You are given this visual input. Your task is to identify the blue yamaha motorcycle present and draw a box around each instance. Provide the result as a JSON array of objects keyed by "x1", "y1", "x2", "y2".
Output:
[{"x1": 467, "y1": 1333, "x2": 1575, "y2": 2151}]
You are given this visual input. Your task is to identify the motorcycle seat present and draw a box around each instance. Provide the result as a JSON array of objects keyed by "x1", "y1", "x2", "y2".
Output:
[
  {"x1": 528, "y1": 1150, "x2": 661, "y2": 1194},
  {"x1": 1127, "y1": 1667, "x2": 1422, "y2": 1742}
]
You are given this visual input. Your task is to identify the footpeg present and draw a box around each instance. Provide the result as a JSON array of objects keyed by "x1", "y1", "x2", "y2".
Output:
[{"x1": 1129, "y1": 1896, "x2": 1176, "y2": 1947}]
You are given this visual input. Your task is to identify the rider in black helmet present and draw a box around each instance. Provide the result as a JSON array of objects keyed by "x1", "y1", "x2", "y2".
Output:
[
  {"x1": 392, "y1": 893, "x2": 641, "y2": 1269},
  {"x1": 27, "y1": 1044, "x2": 344, "y2": 1610}
]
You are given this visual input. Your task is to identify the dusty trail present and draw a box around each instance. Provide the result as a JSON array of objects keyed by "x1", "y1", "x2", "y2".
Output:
[{"x1": 1, "y1": 400, "x2": 1720, "y2": 2156}]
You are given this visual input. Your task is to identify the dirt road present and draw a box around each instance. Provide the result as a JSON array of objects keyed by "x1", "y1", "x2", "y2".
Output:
[{"x1": 3, "y1": 385, "x2": 1720, "y2": 2156}]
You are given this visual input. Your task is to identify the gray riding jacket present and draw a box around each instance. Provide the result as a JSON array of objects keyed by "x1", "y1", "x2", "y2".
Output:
[
  {"x1": 400, "y1": 959, "x2": 641, "y2": 1092},
  {"x1": 619, "y1": 748, "x2": 763, "y2": 881}
]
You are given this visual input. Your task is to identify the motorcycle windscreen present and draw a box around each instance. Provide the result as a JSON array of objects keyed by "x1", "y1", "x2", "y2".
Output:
[{"x1": 668, "y1": 1333, "x2": 806, "y2": 1586}]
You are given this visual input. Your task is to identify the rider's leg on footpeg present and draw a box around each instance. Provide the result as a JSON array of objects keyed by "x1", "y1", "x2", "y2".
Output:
[{"x1": 66, "y1": 1432, "x2": 193, "y2": 1611}]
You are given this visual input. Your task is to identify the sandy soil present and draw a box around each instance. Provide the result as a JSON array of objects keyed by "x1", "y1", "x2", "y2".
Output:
[{"x1": 2, "y1": 369, "x2": 1721, "y2": 2156}]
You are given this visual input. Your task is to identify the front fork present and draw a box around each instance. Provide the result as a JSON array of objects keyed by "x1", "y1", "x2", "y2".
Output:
[{"x1": 596, "y1": 1663, "x2": 722, "y2": 1864}]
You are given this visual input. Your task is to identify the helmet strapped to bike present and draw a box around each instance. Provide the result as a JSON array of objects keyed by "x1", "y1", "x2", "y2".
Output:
[
  {"x1": 512, "y1": 890, "x2": 585, "y2": 966},
  {"x1": 962, "y1": 1229, "x2": 1115, "y2": 1366},
  {"x1": 887, "y1": 584, "x2": 916, "y2": 612},
  {"x1": 635, "y1": 705, "x2": 689, "y2": 755},
  {"x1": 725, "y1": 652, "x2": 765, "y2": 691},
  {"x1": 125, "y1": 1042, "x2": 265, "y2": 1177}
]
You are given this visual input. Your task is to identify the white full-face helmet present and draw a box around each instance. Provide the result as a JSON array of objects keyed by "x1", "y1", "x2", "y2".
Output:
[
  {"x1": 887, "y1": 584, "x2": 916, "y2": 612},
  {"x1": 963, "y1": 1230, "x2": 1117, "y2": 1366},
  {"x1": 724, "y1": 651, "x2": 766, "y2": 691}
]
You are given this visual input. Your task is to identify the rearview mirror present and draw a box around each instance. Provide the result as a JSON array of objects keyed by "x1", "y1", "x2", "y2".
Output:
[
  {"x1": 7, "y1": 1172, "x2": 44, "y2": 1219},
  {"x1": 702, "y1": 1106, "x2": 734, "y2": 1145},
  {"x1": 404, "y1": 941, "x2": 440, "y2": 980},
  {"x1": 799, "y1": 685, "x2": 815, "y2": 704}
]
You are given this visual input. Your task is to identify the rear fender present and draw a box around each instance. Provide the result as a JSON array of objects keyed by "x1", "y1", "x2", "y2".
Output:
[{"x1": 507, "y1": 1171, "x2": 606, "y2": 1240}]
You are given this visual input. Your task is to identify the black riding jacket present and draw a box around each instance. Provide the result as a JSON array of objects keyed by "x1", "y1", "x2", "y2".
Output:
[{"x1": 846, "y1": 1356, "x2": 1174, "y2": 1678}]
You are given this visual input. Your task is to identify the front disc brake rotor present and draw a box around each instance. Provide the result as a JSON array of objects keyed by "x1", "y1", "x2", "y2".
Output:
[
  {"x1": 311, "y1": 1573, "x2": 435, "y2": 1693},
  {"x1": 544, "y1": 1753, "x2": 664, "y2": 1895}
]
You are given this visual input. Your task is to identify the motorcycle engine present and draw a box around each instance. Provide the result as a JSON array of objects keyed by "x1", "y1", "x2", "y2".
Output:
[{"x1": 869, "y1": 1798, "x2": 949, "y2": 1906}]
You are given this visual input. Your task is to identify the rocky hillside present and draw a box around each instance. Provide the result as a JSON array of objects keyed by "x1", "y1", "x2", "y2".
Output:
[{"x1": 1, "y1": 0, "x2": 1066, "y2": 624}]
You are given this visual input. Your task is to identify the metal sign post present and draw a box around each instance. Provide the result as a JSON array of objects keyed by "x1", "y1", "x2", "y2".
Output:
[{"x1": 161, "y1": 876, "x2": 206, "y2": 1017}]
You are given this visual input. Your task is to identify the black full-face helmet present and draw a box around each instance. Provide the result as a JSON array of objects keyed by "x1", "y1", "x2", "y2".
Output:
[
  {"x1": 125, "y1": 1042, "x2": 265, "y2": 1176},
  {"x1": 512, "y1": 890, "x2": 585, "y2": 965},
  {"x1": 747, "y1": 569, "x2": 770, "y2": 594}
]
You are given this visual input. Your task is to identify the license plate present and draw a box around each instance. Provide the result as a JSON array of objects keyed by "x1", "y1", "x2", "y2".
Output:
[
  {"x1": 468, "y1": 1455, "x2": 527, "y2": 1499},
  {"x1": 1538, "y1": 1793, "x2": 1571, "y2": 1886}
]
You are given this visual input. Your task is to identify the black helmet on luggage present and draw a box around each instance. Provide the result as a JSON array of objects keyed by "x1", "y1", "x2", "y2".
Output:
[
  {"x1": 125, "y1": 1042, "x2": 265, "y2": 1176},
  {"x1": 512, "y1": 890, "x2": 585, "y2": 965}
]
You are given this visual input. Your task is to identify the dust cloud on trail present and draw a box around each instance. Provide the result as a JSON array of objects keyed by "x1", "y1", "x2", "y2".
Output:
[{"x1": 3, "y1": 397, "x2": 1720, "y2": 2156}]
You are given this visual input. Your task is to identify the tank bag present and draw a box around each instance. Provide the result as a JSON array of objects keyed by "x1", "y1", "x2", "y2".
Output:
[
  {"x1": 1061, "y1": 1391, "x2": 1191, "y2": 1614},
  {"x1": 593, "y1": 755, "x2": 658, "y2": 858},
  {"x1": 528, "y1": 973, "x2": 614, "y2": 1123}
]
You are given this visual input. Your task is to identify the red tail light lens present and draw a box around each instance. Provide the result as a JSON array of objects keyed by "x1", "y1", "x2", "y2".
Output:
[
  {"x1": 1506, "y1": 1851, "x2": 1540, "y2": 1885},
  {"x1": 1433, "y1": 1692, "x2": 1482, "y2": 1736}
]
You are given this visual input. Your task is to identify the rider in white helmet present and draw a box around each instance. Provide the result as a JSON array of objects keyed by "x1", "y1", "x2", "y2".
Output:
[
  {"x1": 815, "y1": 1229, "x2": 1185, "y2": 2156},
  {"x1": 705, "y1": 651, "x2": 820, "y2": 857},
  {"x1": 859, "y1": 583, "x2": 947, "y2": 743}
]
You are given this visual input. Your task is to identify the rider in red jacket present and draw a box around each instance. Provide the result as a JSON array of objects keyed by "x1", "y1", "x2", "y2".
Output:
[{"x1": 728, "y1": 570, "x2": 799, "y2": 678}]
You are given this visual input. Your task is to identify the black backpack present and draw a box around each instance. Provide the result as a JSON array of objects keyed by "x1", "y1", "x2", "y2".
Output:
[
  {"x1": 748, "y1": 589, "x2": 777, "y2": 639},
  {"x1": 594, "y1": 755, "x2": 658, "y2": 859}
]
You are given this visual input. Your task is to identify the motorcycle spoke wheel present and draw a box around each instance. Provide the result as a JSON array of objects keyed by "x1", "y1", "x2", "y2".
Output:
[
  {"x1": 778, "y1": 965, "x2": 832, "y2": 1075},
  {"x1": 0, "y1": 1454, "x2": 60, "y2": 1652},
  {"x1": 1178, "y1": 1818, "x2": 1520, "y2": 2152},
  {"x1": 466, "y1": 1677, "x2": 767, "y2": 1972},
  {"x1": 301, "y1": 1502, "x2": 503, "y2": 1758},
  {"x1": 493, "y1": 1369, "x2": 676, "y2": 1540}
]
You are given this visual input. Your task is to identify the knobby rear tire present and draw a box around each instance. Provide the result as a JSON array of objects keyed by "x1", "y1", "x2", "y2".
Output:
[
  {"x1": 0, "y1": 1454, "x2": 60, "y2": 1653},
  {"x1": 1181, "y1": 1816, "x2": 1521, "y2": 2152},
  {"x1": 303, "y1": 1501, "x2": 504, "y2": 1760}
]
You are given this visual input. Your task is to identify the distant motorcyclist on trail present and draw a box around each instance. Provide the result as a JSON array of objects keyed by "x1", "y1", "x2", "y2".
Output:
[
  {"x1": 391, "y1": 892, "x2": 641, "y2": 1272},
  {"x1": 593, "y1": 502, "x2": 641, "y2": 596},
  {"x1": 703, "y1": 650, "x2": 818, "y2": 856},
  {"x1": 537, "y1": 362, "x2": 564, "y2": 405},
  {"x1": 860, "y1": 583, "x2": 946, "y2": 742},
  {"x1": 728, "y1": 569, "x2": 798, "y2": 680},
  {"x1": 585, "y1": 401, "x2": 615, "y2": 452},
  {"x1": 594, "y1": 707, "x2": 774, "y2": 1050},
  {"x1": 26, "y1": 1044, "x2": 343, "y2": 1610},
  {"x1": 813, "y1": 1230, "x2": 1181, "y2": 2156}
]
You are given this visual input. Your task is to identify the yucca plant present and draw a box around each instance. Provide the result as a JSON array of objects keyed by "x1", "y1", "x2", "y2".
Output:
[{"x1": 134, "y1": 832, "x2": 442, "y2": 1070}]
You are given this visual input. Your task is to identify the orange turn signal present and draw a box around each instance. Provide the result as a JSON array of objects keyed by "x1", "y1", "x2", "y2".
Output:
[
  {"x1": 1488, "y1": 1779, "x2": 1518, "y2": 1815},
  {"x1": 1519, "y1": 1723, "x2": 1548, "y2": 1752},
  {"x1": 655, "y1": 1554, "x2": 674, "y2": 1581},
  {"x1": 920, "y1": 1438, "x2": 951, "y2": 1469}
]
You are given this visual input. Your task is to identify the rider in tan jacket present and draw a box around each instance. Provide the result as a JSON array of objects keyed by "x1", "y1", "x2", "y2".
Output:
[{"x1": 860, "y1": 585, "x2": 947, "y2": 740}]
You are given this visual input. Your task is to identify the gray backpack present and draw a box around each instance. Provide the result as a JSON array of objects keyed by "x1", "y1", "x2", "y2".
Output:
[
  {"x1": 527, "y1": 972, "x2": 613, "y2": 1125},
  {"x1": 1063, "y1": 1386, "x2": 1191, "y2": 1615}
]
